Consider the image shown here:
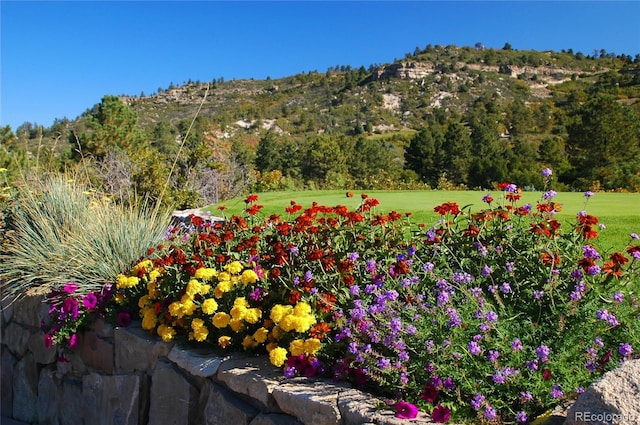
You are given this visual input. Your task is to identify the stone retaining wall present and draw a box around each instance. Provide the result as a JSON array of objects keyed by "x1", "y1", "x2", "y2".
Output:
[{"x1": 0, "y1": 289, "x2": 434, "y2": 425}]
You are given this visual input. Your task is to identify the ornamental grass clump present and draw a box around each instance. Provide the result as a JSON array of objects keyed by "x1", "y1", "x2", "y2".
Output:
[
  {"x1": 0, "y1": 176, "x2": 172, "y2": 346},
  {"x1": 41, "y1": 171, "x2": 639, "y2": 424}
]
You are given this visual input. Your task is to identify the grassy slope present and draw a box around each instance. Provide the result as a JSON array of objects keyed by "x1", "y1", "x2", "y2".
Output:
[{"x1": 208, "y1": 190, "x2": 640, "y2": 252}]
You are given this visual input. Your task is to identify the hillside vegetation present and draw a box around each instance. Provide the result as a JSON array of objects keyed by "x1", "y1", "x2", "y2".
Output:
[{"x1": 2, "y1": 44, "x2": 639, "y2": 208}]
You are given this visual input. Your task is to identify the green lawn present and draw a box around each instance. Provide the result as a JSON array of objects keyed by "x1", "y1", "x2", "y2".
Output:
[{"x1": 208, "y1": 190, "x2": 640, "y2": 252}]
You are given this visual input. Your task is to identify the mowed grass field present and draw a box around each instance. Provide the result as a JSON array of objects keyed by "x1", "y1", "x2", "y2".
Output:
[{"x1": 208, "y1": 190, "x2": 640, "y2": 252}]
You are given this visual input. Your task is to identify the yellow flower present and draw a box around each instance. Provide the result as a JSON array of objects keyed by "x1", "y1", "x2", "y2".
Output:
[
  {"x1": 201, "y1": 299, "x2": 218, "y2": 315},
  {"x1": 293, "y1": 302, "x2": 312, "y2": 317},
  {"x1": 270, "y1": 326, "x2": 283, "y2": 340},
  {"x1": 225, "y1": 261, "x2": 243, "y2": 275},
  {"x1": 269, "y1": 346, "x2": 288, "y2": 367},
  {"x1": 218, "y1": 336, "x2": 232, "y2": 349},
  {"x1": 147, "y1": 281, "x2": 161, "y2": 299},
  {"x1": 157, "y1": 324, "x2": 176, "y2": 342},
  {"x1": 266, "y1": 342, "x2": 278, "y2": 352},
  {"x1": 194, "y1": 267, "x2": 218, "y2": 281},
  {"x1": 191, "y1": 319, "x2": 209, "y2": 342},
  {"x1": 289, "y1": 339, "x2": 305, "y2": 356},
  {"x1": 116, "y1": 274, "x2": 139, "y2": 289},
  {"x1": 132, "y1": 259, "x2": 153, "y2": 276},
  {"x1": 141, "y1": 309, "x2": 157, "y2": 330},
  {"x1": 240, "y1": 269, "x2": 259, "y2": 285},
  {"x1": 229, "y1": 318, "x2": 245, "y2": 333},
  {"x1": 243, "y1": 308, "x2": 262, "y2": 324},
  {"x1": 180, "y1": 295, "x2": 196, "y2": 316},
  {"x1": 279, "y1": 315, "x2": 296, "y2": 332},
  {"x1": 294, "y1": 315, "x2": 316, "y2": 333},
  {"x1": 186, "y1": 279, "x2": 202, "y2": 298},
  {"x1": 191, "y1": 318, "x2": 205, "y2": 330},
  {"x1": 212, "y1": 312, "x2": 230, "y2": 328},
  {"x1": 200, "y1": 284, "x2": 211, "y2": 295},
  {"x1": 148, "y1": 269, "x2": 161, "y2": 283},
  {"x1": 168, "y1": 301, "x2": 183, "y2": 318},
  {"x1": 253, "y1": 327, "x2": 269, "y2": 343},
  {"x1": 242, "y1": 335, "x2": 258, "y2": 350},
  {"x1": 214, "y1": 280, "x2": 232, "y2": 298},
  {"x1": 270, "y1": 304, "x2": 293, "y2": 323},
  {"x1": 138, "y1": 295, "x2": 150, "y2": 309},
  {"x1": 217, "y1": 271, "x2": 231, "y2": 282},
  {"x1": 303, "y1": 338, "x2": 322, "y2": 355},
  {"x1": 114, "y1": 293, "x2": 125, "y2": 304},
  {"x1": 230, "y1": 305, "x2": 247, "y2": 321}
]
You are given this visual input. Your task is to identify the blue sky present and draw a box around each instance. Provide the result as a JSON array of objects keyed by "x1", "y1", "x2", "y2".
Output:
[{"x1": 2, "y1": 1, "x2": 639, "y2": 131}]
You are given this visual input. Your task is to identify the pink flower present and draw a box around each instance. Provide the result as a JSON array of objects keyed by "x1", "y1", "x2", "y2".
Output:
[
  {"x1": 432, "y1": 404, "x2": 451, "y2": 423},
  {"x1": 394, "y1": 400, "x2": 419, "y2": 419}
]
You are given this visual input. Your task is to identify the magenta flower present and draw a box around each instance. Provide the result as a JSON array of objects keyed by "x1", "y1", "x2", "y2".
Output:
[
  {"x1": 83, "y1": 292, "x2": 98, "y2": 310},
  {"x1": 69, "y1": 333, "x2": 78, "y2": 349},
  {"x1": 419, "y1": 384, "x2": 438, "y2": 403},
  {"x1": 431, "y1": 404, "x2": 451, "y2": 423},
  {"x1": 116, "y1": 311, "x2": 132, "y2": 327},
  {"x1": 63, "y1": 282, "x2": 79, "y2": 293},
  {"x1": 44, "y1": 333, "x2": 53, "y2": 349},
  {"x1": 394, "y1": 400, "x2": 418, "y2": 419}
]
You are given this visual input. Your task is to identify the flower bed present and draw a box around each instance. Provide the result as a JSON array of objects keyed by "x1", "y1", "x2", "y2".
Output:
[{"x1": 42, "y1": 171, "x2": 640, "y2": 424}]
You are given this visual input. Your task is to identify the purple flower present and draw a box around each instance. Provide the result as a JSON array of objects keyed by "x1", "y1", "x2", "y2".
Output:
[
  {"x1": 348, "y1": 252, "x2": 359, "y2": 261},
  {"x1": 536, "y1": 345, "x2": 550, "y2": 362},
  {"x1": 631, "y1": 233, "x2": 639, "y2": 240},
  {"x1": 551, "y1": 385, "x2": 564, "y2": 399},
  {"x1": 582, "y1": 245, "x2": 601, "y2": 260},
  {"x1": 485, "y1": 311, "x2": 498, "y2": 323},
  {"x1": 484, "y1": 405, "x2": 497, "y2": 420},
  {"x1": 482, "y1": 193, "x2": 493, "y2": 203},
  {"x1": 511, "y1": 338, "x2": 523, "y2": 351},
  {"x1": 499, "y1": 282, "x2": 511, "y2": 294},
  {"x1": 446, "y1": 308, "x2": 462, "y2": 328},
  {"x1": 505, "y1": 184, "x2": 518, "y2": 193},
  {"x1": 520, "y1": 391, "x2": 533, "y2": 402},
  {"x1": 284, "y1": 366, "x2": 296, "y2": 378},
  {"x1": 393, "y1": 401, "x2": 418, "y2": 420},
  {"x1": 488, "y1": 350, "x2": 500, "y2": 362},
  {"x1": 533, "y1": 290, "x2": 544, "y2": 300},
  {"x1": 471, "y1": 393, "x2": 485, "y2": 411},
  {"x1": 423, "y1": 262, "x2": 435, "y2": 272},
  {"x1": 543, "y1": 190, "x2": 557, "y2": 200},
  {"x1": 613, "y1": 292, "x2": 624, "y2": 303},
  {"x1": 587, "y1": 265, "x2": 601, "y2": 276},
  {"x1": 250, "y1": 287, "x2": 264, "y2": 301},
  {"x1": 541, "y1": 168, "x2": 553, "y2": 177},
  {"x1": 584, "y1": 191, "x2": 594, "y2": 198},
  {"x1": 481, "y1": 265, "x2": 492, "y2": 276},
  {"x1": 516, "y1": 411, "x2": 528, "y2": 423},
  {"x1": 468, "y1": 341, "x2": 482, "y2": 355},
  {"x1": 619, "y1": 343, "x2": 633, "y2": 357},
  {"x1": 442, "y1": 376, "x2": 456, "y2": 390},
  {"x1": 492, "y1": 371, "x2": 505, "y2": 384}
]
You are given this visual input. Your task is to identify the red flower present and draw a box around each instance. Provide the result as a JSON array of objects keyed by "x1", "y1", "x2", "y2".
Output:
[
  {"x1": 433, "y1": 202, "x2": 460, "y2": 216},
  {"x1": 245, "y1": 194, "x2": 259, "y2": 204}
]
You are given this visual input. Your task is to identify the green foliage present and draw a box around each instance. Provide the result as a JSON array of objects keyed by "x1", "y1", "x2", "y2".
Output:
[{"x1": 0, "y1": 176, "x2": 172, "y2": 300}]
